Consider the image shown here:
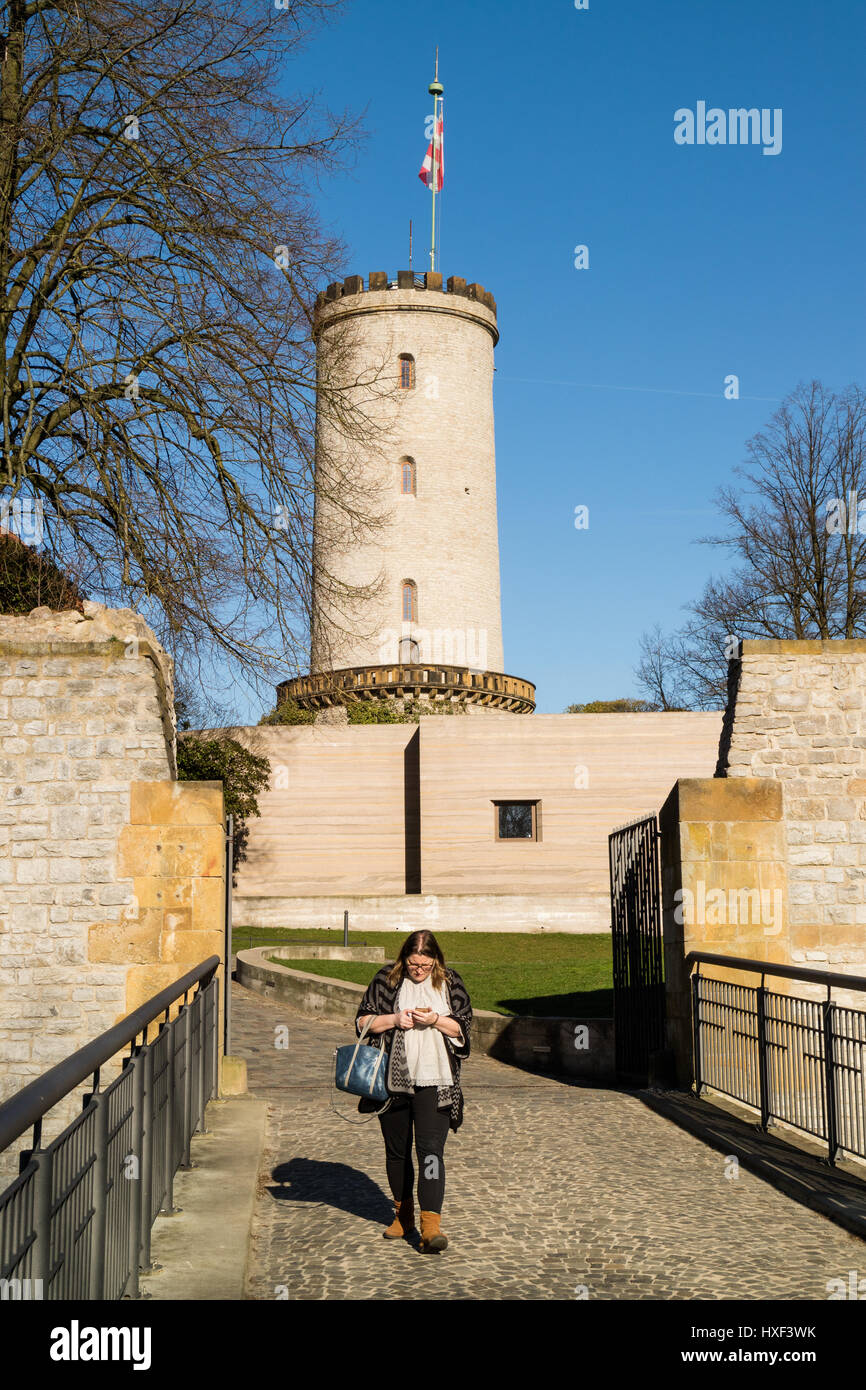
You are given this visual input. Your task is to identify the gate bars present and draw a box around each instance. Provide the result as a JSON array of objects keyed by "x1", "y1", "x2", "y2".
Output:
[
  {"x1": 689, "y1": 951, "x2": 866, "y2": 1165},
  {"x1": 609, "y1": 814, "x2": 666, "y2": 1082},
  {"x1": 0, "y1": 955, "x2": 220, "y2": 1300}
]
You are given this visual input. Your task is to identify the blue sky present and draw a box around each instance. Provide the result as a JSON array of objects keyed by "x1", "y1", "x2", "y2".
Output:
[{"x1": 271, "y1": 0, "x2": 865, "y2": 716}]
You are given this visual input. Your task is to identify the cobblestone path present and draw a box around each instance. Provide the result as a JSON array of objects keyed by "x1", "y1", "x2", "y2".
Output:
[{"x1": 234, "y1": 981, "x2": 864, "y2": 1301}]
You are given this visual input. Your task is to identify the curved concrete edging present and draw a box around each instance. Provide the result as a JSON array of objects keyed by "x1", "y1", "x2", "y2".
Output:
[{"x1": 236, "y1": 947, "x2": 614, "y2": 1082}]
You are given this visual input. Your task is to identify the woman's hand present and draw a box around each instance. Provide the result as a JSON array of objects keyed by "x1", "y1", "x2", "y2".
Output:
[{"x1": 394, "y1": 1009, "x2": 415, "y2": 1029}]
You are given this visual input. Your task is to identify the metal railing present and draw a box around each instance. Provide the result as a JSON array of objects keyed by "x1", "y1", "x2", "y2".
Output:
[
  {"x1": 688, "y1": 952, "x2": 866, "y2": 1164},
  {"x1": 0, "y1": 956, "x2": 220, "y2": 1300}
]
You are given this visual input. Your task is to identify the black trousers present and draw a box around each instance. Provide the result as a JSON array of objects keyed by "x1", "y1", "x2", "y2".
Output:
[{"x1": 378, "y1": 1087, "x2": 450, "y2": 1213}]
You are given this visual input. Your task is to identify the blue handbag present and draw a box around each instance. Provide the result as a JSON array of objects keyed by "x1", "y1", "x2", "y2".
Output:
[{"x1": 332, "y1": 1016, "x2": 392, "y2": 1120}]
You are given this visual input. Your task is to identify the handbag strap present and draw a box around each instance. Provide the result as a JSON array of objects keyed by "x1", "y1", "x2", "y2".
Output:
[{"x1": 329, "y1": 1014, "x2": 392, "y2": 1124}]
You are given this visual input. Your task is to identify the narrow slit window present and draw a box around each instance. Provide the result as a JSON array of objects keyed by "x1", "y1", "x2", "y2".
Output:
[
  {"x1": 401, "y1": 458, "x2": 416, "y2": 494},
  {"x1": 399, "y1": 354, "x2": 415, "y2": 389},
  {"x1": 402, "y1": 580, "x2": 417, "y2": 623}
]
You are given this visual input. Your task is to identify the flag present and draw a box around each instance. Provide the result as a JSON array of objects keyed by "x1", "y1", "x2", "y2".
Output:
[{"x1": 418, "y1": 107, "x2": 444, "y2": 191}]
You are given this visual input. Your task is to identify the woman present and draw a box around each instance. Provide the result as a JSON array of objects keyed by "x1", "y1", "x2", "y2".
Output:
[{"x1": 355, "y1": 930, "x2": 472, "y2": 1253}]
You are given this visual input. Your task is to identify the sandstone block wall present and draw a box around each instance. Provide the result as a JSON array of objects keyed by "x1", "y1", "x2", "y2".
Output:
[
  {"x1": 721, "y1": 640, "x2": 866, "y2": 973},
  {"x1": 659, "y1": 640, "x2": 866, "y2": 1082},
  {"x1": 0, "y1": 605, "x2": 225, "y2": 1167},
  {"x1": 660, "y1": 777, "x2": 789, "y2": 1084},
  {"x1": 97, "y1": 780, "x2": 224, "y2": 1025}
]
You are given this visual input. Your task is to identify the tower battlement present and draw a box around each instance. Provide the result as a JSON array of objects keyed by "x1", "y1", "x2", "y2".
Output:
[{"x1": 314, "y1": 272, "x2": 497, "y2": 318}]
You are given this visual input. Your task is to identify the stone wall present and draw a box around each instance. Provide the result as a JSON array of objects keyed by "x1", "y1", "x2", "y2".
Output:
[
  {"x1": 721, "y1": 639, "x2": 866, "y2": 974},
  {"x1": 660, "y1": 639, "x2": 866, "y2": 1082},
  {"x1": 660, "y1": 777, "x2": 789, "y2": 1084},
  {"x1": 94, "y1": 780, "x2": 224, "y2": 1022},
  {"x1": 0, "y1": 604, "x2": 224, "y2": 1165}
]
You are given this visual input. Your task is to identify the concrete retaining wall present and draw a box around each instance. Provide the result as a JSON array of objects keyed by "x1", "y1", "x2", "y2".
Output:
[
  {"x1": 233, "y1": 893, "x2": 610, "y2": 934},
  {"x1": 265, "y1": 943, "x2": 385, "y2": 963}
]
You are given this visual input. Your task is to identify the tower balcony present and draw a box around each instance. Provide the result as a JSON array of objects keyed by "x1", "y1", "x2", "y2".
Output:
[{"x1": 277, "y1": 663, "x2": 536, "y2": 714}]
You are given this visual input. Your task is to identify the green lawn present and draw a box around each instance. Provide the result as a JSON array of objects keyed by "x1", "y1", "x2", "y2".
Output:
[{"x1": 231, "y1": 927, "x2": 613, "y2": 1017}]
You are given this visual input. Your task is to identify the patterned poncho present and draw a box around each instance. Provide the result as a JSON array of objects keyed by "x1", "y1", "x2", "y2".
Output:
[{"x1": 354, "y1": 965, "x2": 473, "y2": 1131}]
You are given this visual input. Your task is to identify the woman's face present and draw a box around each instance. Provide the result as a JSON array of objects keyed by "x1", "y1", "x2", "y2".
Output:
[{"x1": 406, "y1": 953, "x2": 436, "y2": 982}]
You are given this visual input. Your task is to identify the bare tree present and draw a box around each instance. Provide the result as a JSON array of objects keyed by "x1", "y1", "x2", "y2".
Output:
[
  {"x1": 636, "y1": 382, "x2": 866, "y2": 708},
  {"x1": 0, "y1": 0, "x2": 390, "y2": 705},
  {"x1": 634, "y1": 625, "x2": 692, "y2": 710}
]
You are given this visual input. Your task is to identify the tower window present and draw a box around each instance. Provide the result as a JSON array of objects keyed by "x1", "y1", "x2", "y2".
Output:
[
  {"x1": 400, "y1": 458, "x2": 416, "y2": 495},
  {"x1": 399, "y1": 354, "x2": 415, "y2": 389},
  {"x1": 402, "y1": 580, "x2": 417, "y2": 623}
]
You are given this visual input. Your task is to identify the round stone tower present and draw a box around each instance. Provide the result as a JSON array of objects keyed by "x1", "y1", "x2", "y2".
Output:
[{"x1": 278, "y1": 269, "x2": 534, "y2": 714}]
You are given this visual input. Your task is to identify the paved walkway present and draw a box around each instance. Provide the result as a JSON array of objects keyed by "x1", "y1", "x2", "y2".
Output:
[{"x1": 233, "y1": 980, "x2": 865, "y2": 1301}]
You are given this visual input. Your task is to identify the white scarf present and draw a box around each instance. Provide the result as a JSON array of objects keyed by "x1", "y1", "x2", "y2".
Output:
[{"x1": 397, "y1": 976, "x2": 455, "y2": 1086}]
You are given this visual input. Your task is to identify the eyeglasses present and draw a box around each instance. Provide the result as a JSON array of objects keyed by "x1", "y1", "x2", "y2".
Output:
[{"x1": 406, "y1": 958, "x2": 434, "y2": 971}]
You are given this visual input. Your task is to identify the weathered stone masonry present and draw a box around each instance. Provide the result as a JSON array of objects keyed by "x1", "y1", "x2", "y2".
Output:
[
  {"x1": 662, "y1": 639, "x2": 866, "y2": 1083},
  {"x1": 721, "y1": 639, "x2": 866, "y2": 968},
  {"x1": 0, "y1": 603, "x2": 224, "y2": 1165}
]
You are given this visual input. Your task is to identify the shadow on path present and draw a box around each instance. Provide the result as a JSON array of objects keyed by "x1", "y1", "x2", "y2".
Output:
[
  {"x1": 642, "y1": 1088, "x2": 866, "y2": 1242},
  {"x1": 267, "y1": 1156, "x2": 393, "y2": 1225}
]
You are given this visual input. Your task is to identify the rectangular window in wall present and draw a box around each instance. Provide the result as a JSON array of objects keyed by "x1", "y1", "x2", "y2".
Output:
[{"x1": 493, "y1": 800, "x2": 540, "y2": 841}]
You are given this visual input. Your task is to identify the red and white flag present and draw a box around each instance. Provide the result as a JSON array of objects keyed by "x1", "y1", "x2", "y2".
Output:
[{"x1": 418, "y1": 107, "x2": 444, "y2": 191}]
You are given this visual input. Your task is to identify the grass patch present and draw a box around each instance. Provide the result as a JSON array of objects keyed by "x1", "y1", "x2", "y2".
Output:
[{"x1": 242, "y1": 929, "x2": 613, "y2": 1017}]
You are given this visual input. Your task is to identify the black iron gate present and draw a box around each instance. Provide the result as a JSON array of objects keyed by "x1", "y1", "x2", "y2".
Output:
[{"x1": 609, "y1": 814, "x2": 665, "y2": 1083}]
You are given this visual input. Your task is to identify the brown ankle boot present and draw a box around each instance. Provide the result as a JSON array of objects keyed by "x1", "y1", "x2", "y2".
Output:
[
  {"x1": 419, "y1": 1210, "x2": 448, "y2": 1253},
  {"x1": 383, "y1": 1198, "x2": 415, "y2": 1239}
]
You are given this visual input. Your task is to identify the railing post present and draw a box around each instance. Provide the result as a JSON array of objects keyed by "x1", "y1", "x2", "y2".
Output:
[
  {"x1": 181, "y1": 1004, "x2": 193, "y2": 1168},
  {"x1": 139, "y1": 1041, "x2": 155, "y2": 1268},
  {"x1": 756, "y1": 975, "x2": 771, "y2": 1132},
  {"x1": 213, "y1": 979, "x2": 220, "y2": 1100},
  {"x1": 197, "y1": 990, "x2": 208, "y2": 1134},
  {"x1": 224, "y1": 814, "x2": 234, "y2": 1057},
  {"x1": 162, "y1": 1018, "x2": 179, "y2": 1214},
  {"x1": 127, "y1": 1047, "x2": 144, "y2": 1298},
  {"x1": 823, "y1": 995, "x2": 839, "y2": 1166},
  {"x1": 88, "y1": 1087, "x2": 108, "y2": 1300},
  {"x1": 32, "y1": 1143, "x2": 53, "y2": 1297},
  {"x1": 691, "y1": 968, "x2": 703, "y2": 1096}
]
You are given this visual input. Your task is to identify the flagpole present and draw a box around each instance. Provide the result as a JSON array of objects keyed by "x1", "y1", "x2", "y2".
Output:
[{"x1": 429, "y1": 49, "x2": 443, "y2": 272}]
